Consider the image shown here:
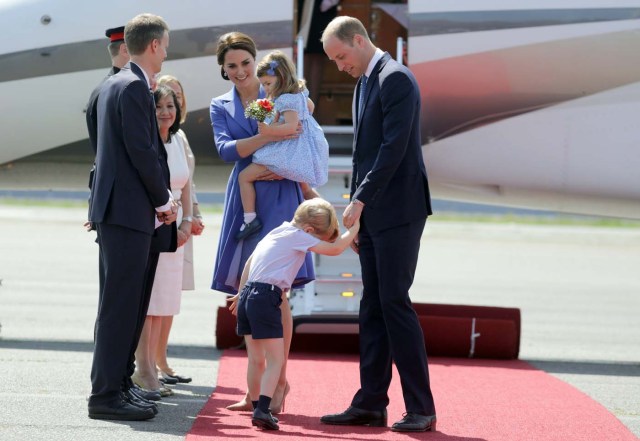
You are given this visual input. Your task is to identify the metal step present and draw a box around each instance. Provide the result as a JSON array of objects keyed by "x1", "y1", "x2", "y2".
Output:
[
  {"x1": 323, "y1": 125, "x2": 353, "y2": 156},
  {"x1": 290, "y1": 144, "x2": 363, "y2": 319}
]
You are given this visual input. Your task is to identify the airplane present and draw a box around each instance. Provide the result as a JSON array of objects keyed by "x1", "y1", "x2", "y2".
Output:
[
  {"x1": 2, "y1": 0, "x2": 640, "y2": 338},
  {"x1": 1, "y1": 0, "x2": 639, "y2": 219}
]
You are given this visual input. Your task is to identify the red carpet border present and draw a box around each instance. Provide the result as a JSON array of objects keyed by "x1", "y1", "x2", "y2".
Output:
[{"x1": 186, "y1": 350, "x2": 637, "y2": 441}]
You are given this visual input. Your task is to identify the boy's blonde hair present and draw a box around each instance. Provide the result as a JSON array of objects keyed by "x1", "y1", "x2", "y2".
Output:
[
  {"x1": 256, "y1": 50, "x2": 306, "y2": 99},
  {"x1": 294, "y1": 198, "x2": 339, "y2": 242}
]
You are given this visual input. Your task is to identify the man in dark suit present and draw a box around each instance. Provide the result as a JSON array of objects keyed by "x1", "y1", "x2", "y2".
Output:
[
  {"x1": 85, "y1": 25, "x2": 128, "y2": 319},
  {"x1": 320, "y1": 16, "x2": 436, "y2": 432},
  {"x1": 85, "y1": 25, "x2": 167, "y2": 409},
  {"x1": 87, "y1": 13, "x2": 177, "y2": 421},
  {"x1": 86, "y1": 27, "x2": 129, "y2": 226}
]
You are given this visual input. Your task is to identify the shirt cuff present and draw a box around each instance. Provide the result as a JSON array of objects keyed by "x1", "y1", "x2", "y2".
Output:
[{"x1": 155, "y1": 190, "x2": 173, "y2": 213}]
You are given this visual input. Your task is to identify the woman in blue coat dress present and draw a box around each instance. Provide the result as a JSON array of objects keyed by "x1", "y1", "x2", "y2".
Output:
[{"x1": 210, "y1": 32, "x2": 316, "y2": 413}]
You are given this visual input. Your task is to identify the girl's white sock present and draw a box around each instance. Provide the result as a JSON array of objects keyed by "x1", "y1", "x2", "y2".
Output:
[{"x1": 240, "y1": 212, "x2": 257, "y2": 231}]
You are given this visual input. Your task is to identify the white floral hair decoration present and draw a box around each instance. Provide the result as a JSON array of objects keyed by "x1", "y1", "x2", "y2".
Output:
[{"x1": 267, "y1": 60, "x2": 279, "y2": 76}]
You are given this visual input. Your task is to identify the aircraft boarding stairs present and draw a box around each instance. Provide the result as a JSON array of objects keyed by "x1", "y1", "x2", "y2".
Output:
[{"x1": 289, "y1": 153, "x2": 362, "y2": 336}]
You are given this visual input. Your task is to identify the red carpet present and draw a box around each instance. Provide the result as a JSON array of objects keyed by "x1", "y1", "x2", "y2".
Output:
[{"x1": 186, "y1": 350, "x2": 637, "y2": 440}]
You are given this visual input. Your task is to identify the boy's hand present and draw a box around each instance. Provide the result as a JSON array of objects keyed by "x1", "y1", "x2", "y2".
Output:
[
  {"x1": 228, "y1": 294, "x2": 240, "y2": 316},
  {"x1": 350, "y1": 219, "x2": 361, "y2": 254}
]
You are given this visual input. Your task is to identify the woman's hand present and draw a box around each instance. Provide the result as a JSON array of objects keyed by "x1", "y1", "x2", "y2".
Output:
[
  {"x1": 191, "y1": 216, "x2": 205, "y2": 235},
  {"x1": 257, "y1": 121, "x2": 303, "y2": 142},
  {"x1": 228, "y1": 294, "x2": 240, "y2": 316},
  {"x1": 177, "y1": 221, "x2": 192, "y2": 247},
  {"x1": 256, "y1": 168, "x2": 284, "y2": 181}
]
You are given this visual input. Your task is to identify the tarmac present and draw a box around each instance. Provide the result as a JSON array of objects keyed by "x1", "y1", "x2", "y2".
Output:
[{"x1": 0, "y1": 161, "x2": 639, "y2": 440}]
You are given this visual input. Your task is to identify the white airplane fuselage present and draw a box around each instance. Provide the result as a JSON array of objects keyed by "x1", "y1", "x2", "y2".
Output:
[{"x1": 1, "y1": 0, "x2": 639, "y2": 218}]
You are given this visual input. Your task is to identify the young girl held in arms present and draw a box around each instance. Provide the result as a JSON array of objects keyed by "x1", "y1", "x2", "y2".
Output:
[
  {"x1": 230, "y1": 198, "x2": 359, "y2": 430},
  {"x1": 236, "y1": 50, "x2": 329, "y2": 240}
]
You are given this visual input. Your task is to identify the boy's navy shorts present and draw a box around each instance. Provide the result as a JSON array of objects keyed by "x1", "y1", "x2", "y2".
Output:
[{"x1": 236, "y1": 282, "x2": 283, "y2": 339}]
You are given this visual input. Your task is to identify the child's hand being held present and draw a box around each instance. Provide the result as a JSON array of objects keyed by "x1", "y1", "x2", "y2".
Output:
[{"x1": 228, "y1": 293, "x2": 240, "y2": 316}]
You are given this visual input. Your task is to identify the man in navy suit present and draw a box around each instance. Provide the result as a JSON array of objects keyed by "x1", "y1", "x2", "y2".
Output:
[
  {"x1": 320, "y1": 16, "x2": 436, "y2": 432},
  {"x1": 88, "y1": 13, "x2": 177, "y2": 421}
]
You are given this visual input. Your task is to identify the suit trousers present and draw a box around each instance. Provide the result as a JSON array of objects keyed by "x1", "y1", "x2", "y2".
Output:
[
  {"x1": 90, "y1": 223, "x2": 152, "y2": 405},
  {"x1": 125, "y1": 251, "x2": 160, "y2": 382},
  {"x1": 351, "y1": 216, "x2": 436, "y2": 416}
]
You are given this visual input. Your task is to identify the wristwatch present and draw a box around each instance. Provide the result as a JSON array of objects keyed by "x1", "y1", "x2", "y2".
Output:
[
  {"x1": 352, "y1": 199, "x2": 365, "y2": 207},
  {"x1": 182, "y1": 216, "x2": 193, "y2": 223}
]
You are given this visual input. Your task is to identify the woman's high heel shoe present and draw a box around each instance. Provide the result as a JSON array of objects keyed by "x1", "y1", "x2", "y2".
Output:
[{"x1": 270, "y1": 382, "x2": 290, "y2": 414}]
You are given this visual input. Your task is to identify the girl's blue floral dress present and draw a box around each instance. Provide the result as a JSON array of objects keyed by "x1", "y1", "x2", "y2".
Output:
[{"x1": 253, "y1": 89, "x2": 329, "y2": 187}]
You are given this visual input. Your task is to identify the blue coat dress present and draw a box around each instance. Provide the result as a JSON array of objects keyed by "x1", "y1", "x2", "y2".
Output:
[{"x1": 210, "y1": 86, "x2": 315, "y2": 294}]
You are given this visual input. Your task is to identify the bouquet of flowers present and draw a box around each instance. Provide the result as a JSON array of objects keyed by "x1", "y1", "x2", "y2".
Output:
[{"x1": 244, "y1": 98, "x2": 275, "y2": 122}]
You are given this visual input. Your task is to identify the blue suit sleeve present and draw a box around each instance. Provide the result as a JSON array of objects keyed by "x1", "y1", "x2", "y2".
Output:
[
  {"x1": 210, "y1": 98, "x2": 242, "y2": 163},
  {"x1": 120, "y1": 80, "x2": 170, "y2": 207},
  {"x1": 353, "y1": 70, "x2": 418, "y2": 204}
]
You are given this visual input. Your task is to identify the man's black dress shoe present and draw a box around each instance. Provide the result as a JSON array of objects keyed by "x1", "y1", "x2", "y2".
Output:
[
  {"x1": 235, "y1": 218, "x2": 262, "y2": 240},
  {"x1": 252, "y1": 408, "x2": 279, "y2": 430},
  {"x1": 88, "y1": 399, "x2": 155, "y2": 421},
  {"x1": 124, "y1": 390, "x2": 158, "y2": 415},
  {"x1": 391, "y1": 413, "x2": 437, "y2": 432},
  {"x1": 320, "y1": 406, "x2": 387, "y2": 427}
]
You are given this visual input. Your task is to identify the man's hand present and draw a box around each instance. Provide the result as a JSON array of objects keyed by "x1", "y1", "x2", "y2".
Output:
[
  {"x1": 157, "y1": 200, "x2": 179, "y2": 225},
  {"x1": 343, "y1": 200, "x2": 363, "y2": 229}
]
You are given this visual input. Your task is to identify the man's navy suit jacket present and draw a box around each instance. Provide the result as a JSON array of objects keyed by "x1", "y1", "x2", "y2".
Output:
[
  {"x1": 351, "y1": 52, "x2": 432, "y2": 233},
  {"x1": 89, "y1": 62, "x2": 176, "y2": 252}
]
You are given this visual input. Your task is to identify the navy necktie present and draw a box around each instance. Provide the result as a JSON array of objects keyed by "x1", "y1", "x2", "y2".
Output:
[{"x1": 358, "y1": 75, "x2": 368, "y2": 119}]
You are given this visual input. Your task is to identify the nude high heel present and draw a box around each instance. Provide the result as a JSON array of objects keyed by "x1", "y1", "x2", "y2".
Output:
[{"x1": 270, "y1": 381, "x2": 290, "y2": 414}]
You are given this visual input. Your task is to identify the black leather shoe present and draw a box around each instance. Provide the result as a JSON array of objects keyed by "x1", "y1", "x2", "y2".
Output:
[
  {"x1": 131, "y1": 385, "x2": 161, "y2": 402},
  {"x1": 391, "y1": 413, "x2": 437, "y2": 432},
  {"x1": 235, "y1": 218, "x2": 262, "y2": 240},
  {"x1": 88, "y1": 399, "x2": 155, "y2": 421},
  {"x1": 124, "y1": 390, "x2": 158, "y2": 415},
  {"x1": 159, "y1": 375, "x2": 178, "y2": 385},
  {"x1": 320, "y1": 406, "x2": 387, "y2": 427},
  {"x1": 161, "y1": 371, "x2": 192, "y2": 384},
  {"x1": 252, "y1": 408, "x2": 279, "y2": 430}
]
